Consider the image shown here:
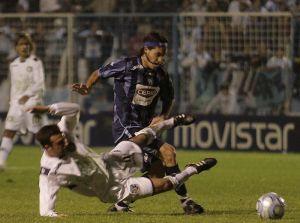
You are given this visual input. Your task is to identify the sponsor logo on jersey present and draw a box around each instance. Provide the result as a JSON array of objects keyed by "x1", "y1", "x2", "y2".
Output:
[
  {"x1": 132, "y1": 84, "x2": 160, "y2": 106},
  {"x1": 136, "y1": 88, "x2": 158, "y2": 98}
]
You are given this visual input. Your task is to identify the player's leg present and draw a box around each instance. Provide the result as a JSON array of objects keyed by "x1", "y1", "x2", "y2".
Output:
[
  {"x1": 145, "y1": 158, "x2": 165, "y2": 178},
  {"x1": 149, "y1": 115, "x2": 205, "y2": 214},
  {"x1": 0, "y1": 106, "x2": 23, "y2": 170},
  {"x1": 121, "y1": 158, "x2": 217, "y2": 207},
  {"x1": 130, "y1": 114, "x2": 195, "y2": 148},
  {"x1": 153, "y1": 157, "x2": 217, "y2": 194},
  {"x1": 0, "y1": 129, "x2": 17, "y2": 170},
  {"x1": 105, "y1": 140, "x2": 144, "y2": 212},
  {"x1": 109, "y1": 114, "x2": 195, "y2": 212},
  {"x1": 159, "y1": 142, "x2": 207, "y2": 214},
  {"x1": 104, "y1": 140, "x2": 144, "y2": 175}
]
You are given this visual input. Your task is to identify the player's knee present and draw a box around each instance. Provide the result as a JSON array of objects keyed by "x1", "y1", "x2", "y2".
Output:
[
  {"x1": 159, "y1": 145, "x2": 176, "y2": 165},
  {"x1": 3, "y1": 130, "x2": 16, "y2": 138},
  {"x1": 152, "y1": 177, "x2": 175, "y2": 194},
  {"x1": 161, "y1": 179, "x2": 174, "y2": 191}
]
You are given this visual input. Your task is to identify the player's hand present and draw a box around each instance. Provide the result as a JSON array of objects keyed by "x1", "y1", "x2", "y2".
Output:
[
  {"x1": 18, "y1": 95, "x2": 30, "y2": 104},
  {"x1": 27, "y1": 105, "x2": 49, "y2": 114},
  {"x1": 150, "y1": 115, "x2": 166, "y2": 125},
  {"x1": 72, "y1": 83, "x2": 90, "y2": 95}
]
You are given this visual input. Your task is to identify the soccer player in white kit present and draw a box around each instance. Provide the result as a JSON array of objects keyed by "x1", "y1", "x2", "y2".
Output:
[
  {"x1": 32, "y1": 102, "x2": 217, "y2": 217},
  {"x1": 0, "y1": 33, "x2": 46, "y2": 170}
]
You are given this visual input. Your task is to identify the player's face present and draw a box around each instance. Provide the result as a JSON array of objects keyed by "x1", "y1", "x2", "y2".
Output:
[
  {"x1": 48, "y1": 133, "x2": 68, "y2": 158},
  {"x1": 16, "y1": 38, "x2": 31, "y2": 59},
  {"x1": 144, "y1": 47, "x2": 166, "y2": 69}
]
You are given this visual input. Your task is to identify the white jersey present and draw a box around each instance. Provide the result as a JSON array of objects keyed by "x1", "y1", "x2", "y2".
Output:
[
  {"x1": 9, "y1": 54, "x2": 45, "y2": 107},
  {"x1": 39, "y1": 103, "x2": 147, "y2": 217}
]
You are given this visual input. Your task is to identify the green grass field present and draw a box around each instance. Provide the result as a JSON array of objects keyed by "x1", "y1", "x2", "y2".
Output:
[{"x1": 0, "y1": 146, "x2": 299, "y2": 223}]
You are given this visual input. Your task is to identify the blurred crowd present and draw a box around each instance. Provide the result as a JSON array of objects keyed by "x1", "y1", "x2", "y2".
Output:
[
  {"x1": 0, "y1": 0, "x2": 300, "y2": 116},
  {"x1": 1, "y1": 0, "x2": 300, "y2": 13}
]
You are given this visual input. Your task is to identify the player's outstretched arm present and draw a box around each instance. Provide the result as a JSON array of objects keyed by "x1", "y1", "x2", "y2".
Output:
[{"x1": 72, "y1": 70, "x2": 100, "y2": 95}]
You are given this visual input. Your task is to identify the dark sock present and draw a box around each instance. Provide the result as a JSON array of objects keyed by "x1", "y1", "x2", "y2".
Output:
[{"x1": 165, "y1": 164, "x2": 188, "y2": 196}]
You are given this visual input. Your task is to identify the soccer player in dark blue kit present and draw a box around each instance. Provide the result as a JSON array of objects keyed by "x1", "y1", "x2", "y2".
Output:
[{"x1": 72, "y1": 32, "x2": 204, "y2": 214}]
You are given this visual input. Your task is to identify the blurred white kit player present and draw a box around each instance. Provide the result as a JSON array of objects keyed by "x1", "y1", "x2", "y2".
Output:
[
  {"x1": 34, "y1": 102, "x2": 217, "y2": 217},
  {"x1": 0, "y1": 33, "x2": 46, "y2": 170}
]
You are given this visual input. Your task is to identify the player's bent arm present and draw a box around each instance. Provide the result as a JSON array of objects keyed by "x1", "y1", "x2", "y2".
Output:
[
  {"x1": 72, "y1": 70, "x2": 100, "y2": 95},
  {"x1": 49, "y1": 102, "x2": 80, "y2": 133},
  {"x1": 49, "y1": 102, "x2": 80, "y2": 117},
  {"x1": 86, "y1": 69, "x2": 101, "y2": 90},
  {"x1": 39, "y1": 174, "x2": 60, "y2": 217}
]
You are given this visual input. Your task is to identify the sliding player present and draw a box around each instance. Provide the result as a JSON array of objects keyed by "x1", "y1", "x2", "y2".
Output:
[{"x1": 31, "y1": 102, "x2": 217, "y2": 217}]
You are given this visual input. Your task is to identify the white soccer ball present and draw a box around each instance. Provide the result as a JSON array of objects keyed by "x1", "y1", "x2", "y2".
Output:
[{"x1": 256, "y1": 192, "x2": 285, "y2": 219}]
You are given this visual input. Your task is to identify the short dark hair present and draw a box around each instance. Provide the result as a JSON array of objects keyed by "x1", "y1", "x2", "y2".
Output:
[
  {"x1": 36, "y1": 124, "x2": 61, "y2": 147},
  {"x1": 15, "y1": 32, "x2": 35, "y2": 53},
  {"x1": 139, "y1": 32, "x2": 168, "y2": 55}
]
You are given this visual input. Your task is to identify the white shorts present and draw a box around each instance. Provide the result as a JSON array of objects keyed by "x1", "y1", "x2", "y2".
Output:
[
  {"x1": 104, "y1": 141, "x2": 144, "y2": 180},
  {"x1": 5, "y1": 104, "x2": 47, "y2": 134},
  {"x1": 103, "y1": 141, "x2": 153, "y2": 202}
]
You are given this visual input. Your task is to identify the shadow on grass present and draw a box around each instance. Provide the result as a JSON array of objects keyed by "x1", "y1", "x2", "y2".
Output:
[
  {"x1": 73, "y1": 209, "x2": 255, "y2": 217},
  {"x1": 205, "y1": 209, "x2": 254, "y2": 216},
  {"x1": 73, "y1": 212, "x2": 186, "y2": 217}
]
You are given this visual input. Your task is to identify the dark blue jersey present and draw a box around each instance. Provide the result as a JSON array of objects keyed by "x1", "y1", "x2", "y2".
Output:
[{"x1": 98, "y1": 56, "x2": 174, "y2": 143}]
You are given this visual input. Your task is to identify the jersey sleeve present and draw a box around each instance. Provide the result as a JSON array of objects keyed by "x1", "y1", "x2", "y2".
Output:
[
  {"x1": 39, "y1": 174, "x2": 60, "y2": 217},
  {"x1": 23, "y1": 59, "x2": 45, "y2": 97},
  {"x1": 49, "y1": 102, "x2": 80, "y2": 134},
  {"x1": 98, "y1": 59, "x2": 127, "y2": 79}
]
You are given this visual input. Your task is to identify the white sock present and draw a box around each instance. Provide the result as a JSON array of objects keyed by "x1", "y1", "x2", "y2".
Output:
[
  {"x1": 135, "y1": 118, "x2": 175, "y2": 145},
  {"x1": 150, "y1": 118, "x2": 174, "y2": 135},
  {"x1": 0, "y1": 137, "x2": 14, "y2": 163},
  {"x1": 165, "y1": 166, "x2": 198, "y2": 187}
]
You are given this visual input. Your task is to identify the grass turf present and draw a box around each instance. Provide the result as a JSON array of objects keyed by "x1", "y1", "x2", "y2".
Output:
[{"x1": 0, "y1": 146, "x2": 299, "y2": 223}]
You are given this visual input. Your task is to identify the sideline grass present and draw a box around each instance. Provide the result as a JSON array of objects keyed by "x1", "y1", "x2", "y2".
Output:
[{"x1": 0, "y1": 146, "x2": 299, "y2": 223}]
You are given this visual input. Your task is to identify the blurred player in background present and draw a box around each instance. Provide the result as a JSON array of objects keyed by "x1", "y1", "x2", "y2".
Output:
[
  {"x1": 0, "y1": 33, "x2": 46, "y2": 170},
  {"x1": 30, "y1": 102, "x2": 217, "y2": 217},
  {"x1": 72, "y1": 32, "x2": 205, "y2": 214}
]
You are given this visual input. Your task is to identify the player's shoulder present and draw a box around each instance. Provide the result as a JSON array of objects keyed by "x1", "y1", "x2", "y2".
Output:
[
  {"x1": 103, "y1": 57, "x2": 127, "y2": 69},
  {"x1": 40, "y1": 152, "x2": 62, "y2": 170},
  {"x1": 102, "y1": 56, "x2": 140, "y2": 72},
  {"x1": 126, "y1": 56, "x2": 143, "y2": 71},
  {"x1": 9, "y1": 56, "x2": 20, "y2": 66},
  {"x1": 28, "y1": 54, "x2": 41, "y2": 63}
]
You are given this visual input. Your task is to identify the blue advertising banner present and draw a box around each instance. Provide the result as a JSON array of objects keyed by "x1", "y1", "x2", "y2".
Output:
[
  {"x1": 0, "y1": 112, "x2": 299, "y2": 152},
  {"x1": 170, "y1": 114, "x2": 300, "y2": 152}
]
